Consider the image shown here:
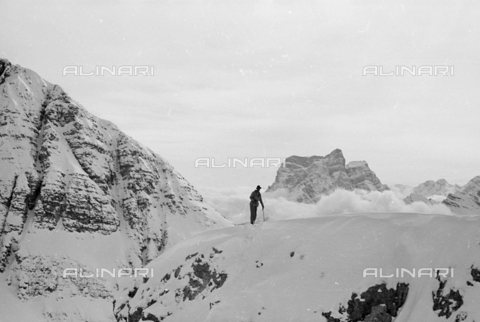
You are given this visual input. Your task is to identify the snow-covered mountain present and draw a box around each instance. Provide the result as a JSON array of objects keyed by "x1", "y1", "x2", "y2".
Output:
[
  {"x1": 412, "y1": 179, "x2": 461, "y2": 202},
  {"x1": 266, "y1": 149, "x2": 389, "y2": 203},
  {"x1": 0, "y1": 59, "x2": 231, "y2": 321},
  {"x1": 398, "y1": 177, "x2": 480, "y2": 215},
  {"x1": 401, "y1": 179, "x2": 458, "y2": 206},
  {"x1": 460, "y1": 176, "x2": 480, "y2": 197},
  {"x1": 115, "y1": 213, "x2": 480, "y2": 322},
  {"x1": 443, "y1": 176, "x2": 480, "y2": 215}
]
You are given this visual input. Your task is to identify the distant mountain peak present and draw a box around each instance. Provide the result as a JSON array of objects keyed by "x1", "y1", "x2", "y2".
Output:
[
  {"x1": 266, "y1": 149, "x2": 388, "y2": 203},
  {"x1": 412, "y1": 178, "x2": 461, "y2": 198}
]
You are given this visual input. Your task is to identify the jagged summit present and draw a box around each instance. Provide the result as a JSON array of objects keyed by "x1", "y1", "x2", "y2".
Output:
[
  {"x1": 413, "y1": 179, "x2": 461, "y2": 198},
  {"x1": 0, "y1": 60, "x2": 230, "y2": 318},
  {"x1": 266, "y1": 149, "x2": 388, "y2": 203}
]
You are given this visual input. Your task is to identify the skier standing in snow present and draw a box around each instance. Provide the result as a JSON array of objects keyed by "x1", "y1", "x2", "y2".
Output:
[{"x1": 250, "y1": 185, "x2": 264, "y2": 225}]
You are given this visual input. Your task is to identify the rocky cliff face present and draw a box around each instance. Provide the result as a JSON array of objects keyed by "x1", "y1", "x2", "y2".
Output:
[
  {"x1": 443, "y1": 176, "x2": 480, "y2": 215},
  {"x1": 0, "y1": 59, "x2": 230, "y2": 320},
  {"x1": 266, "y1": 149, "x2": 388, "y2": 203},
  {"x1": 345, "y1": 160, "x2": 389, "y2": 193}
]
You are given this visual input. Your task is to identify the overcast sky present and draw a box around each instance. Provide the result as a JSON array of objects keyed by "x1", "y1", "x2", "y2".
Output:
[{"x1": 1, "y1": 0, "x2": 479, "y2": 193}]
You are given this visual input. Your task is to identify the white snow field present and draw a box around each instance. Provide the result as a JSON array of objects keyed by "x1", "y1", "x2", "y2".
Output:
[{"x1": 114, "y1": 212, "x2": 480, "y2": 322}]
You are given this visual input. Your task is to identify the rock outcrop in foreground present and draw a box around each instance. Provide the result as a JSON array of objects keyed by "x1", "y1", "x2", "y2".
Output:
[
  {"x1": 0, "y1": 59, "x2": 230, "y2": 320},
  {"x1": 266, "y1": 149, "x2": 388, "y2": 203}
]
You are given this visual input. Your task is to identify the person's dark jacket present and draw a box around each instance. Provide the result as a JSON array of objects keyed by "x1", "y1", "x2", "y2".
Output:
[{"x1": 250, "y1": 190, "x2": 264, "y2": 208}]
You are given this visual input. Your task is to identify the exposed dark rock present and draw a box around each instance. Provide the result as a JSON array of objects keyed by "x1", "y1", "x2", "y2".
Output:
[
  {"x1": 209, "y1": 300, "x2": 220, "y2": 310},
  {"x1": 185, "y1": 252, "x2": 198, "y2": 261},
  {"x1": 114, "y1": 250, "x2": 228, "y2": 321},
  {"x1": 321, "y1": 311, "x2": 341, "y2": 322},
  {"x1": 122, "y1": 304, "x2": 171, "y2": 322},
  {"x1": 347, "y1": 283, "x2": 408, "y2": 321},
  {"x1": 471, "y1": 266, "x2": 480, "y2": 283},
  {"x1": 432, "y1": 276, "x2": 463, "y2": 319},
  {"x1": 174, "y1": 265, "x2": 182, "y2": 278},
  {"x1": 0, "y1": 59, "x2": 12, "y2": 85},
  {"x1": 129, "y1": 307, "x2": 144, "y2": 322},
  {"x1": 322, "y1": 283, "x2": 409, "y2": 322},
  {"x1": 144, "y1": 313, "x2": 162, "y2": 322},
  {"x1": 454, "y1": 312, "x2": 468, "y2": 322},
  {"x1": 160, "y1": 273, "x2": 171, "y2": 283},
  {"x1": 364, "y1": 305, "x2": 392, "y2": 322},
  {"x1": 454, "y1": 311, "x2": 468, "y2": 322},
  {"x1": 128, "y1": 287, "x2": 139, "y2": 298},
  {"x1": 181, "y1": 257, "x2": 227, "y2": 301},
  {"x1": 0, "y1": 173, "x2": 31, "y2": 271}
]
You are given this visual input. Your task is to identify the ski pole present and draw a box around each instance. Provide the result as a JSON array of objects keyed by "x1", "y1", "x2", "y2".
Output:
[{"x1": 262, "y1": 208, "x2": 265, "y2": 222}]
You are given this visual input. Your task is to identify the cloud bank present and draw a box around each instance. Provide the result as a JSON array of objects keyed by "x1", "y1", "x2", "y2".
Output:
[{"x1": 199, "y1": 186, "x2": 454, "y2": 224}]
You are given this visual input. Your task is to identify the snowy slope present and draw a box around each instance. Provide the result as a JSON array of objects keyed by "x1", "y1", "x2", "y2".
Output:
[
  {"x1": 443, "y1": 176, "x2": 480, "y2": 215},
  {"x1": 115, "y1": 213, "x2": 480, "y2": 322},
  {"x1": 461, "y1": 176, "x2": 480, "y2": 196},
  {"x1": 0, "y1": 59, "x2": 231, "y2": 321}
]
